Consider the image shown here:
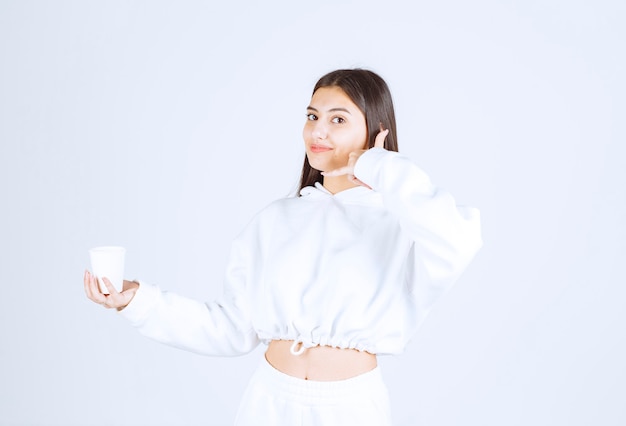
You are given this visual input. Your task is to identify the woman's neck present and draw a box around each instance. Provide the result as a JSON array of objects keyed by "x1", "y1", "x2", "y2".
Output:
[{"x1": 322, "y1": 175, "x2": 360, "y2": 194}]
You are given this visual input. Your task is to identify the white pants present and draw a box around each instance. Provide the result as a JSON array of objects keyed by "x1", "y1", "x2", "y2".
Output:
[{"x1": 234, "y1": 357, "x2": 392, "y2": 425}]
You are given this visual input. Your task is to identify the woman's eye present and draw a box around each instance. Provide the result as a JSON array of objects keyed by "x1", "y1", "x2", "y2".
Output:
[
  {"x1": 306, "y1": 113, "x2": 317, "y2": 121},
  {"x1": 331, "y1": 117, "x2": 345, "y2": 124}
]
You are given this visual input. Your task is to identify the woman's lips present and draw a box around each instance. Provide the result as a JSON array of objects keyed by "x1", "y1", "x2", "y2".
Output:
[{"x1": 310, "y1": 144, "x2": 332, "y2": 153}]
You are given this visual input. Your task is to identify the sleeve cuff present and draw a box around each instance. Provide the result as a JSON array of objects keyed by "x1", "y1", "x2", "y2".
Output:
[
  {"x1": 117, "y1": 280, "x2": 159, "y2": 326},
  {"x1": 354, "y1": 147, "x2": 434, "y2": 196},
  {"x1": 353, "y1": 147, "x2": 391, "y2": 189}
]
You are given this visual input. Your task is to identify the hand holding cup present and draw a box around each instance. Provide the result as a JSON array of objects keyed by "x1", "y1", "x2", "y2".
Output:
[{"x1": 85, "y1": 246, "x2": 138, "y2": 310}]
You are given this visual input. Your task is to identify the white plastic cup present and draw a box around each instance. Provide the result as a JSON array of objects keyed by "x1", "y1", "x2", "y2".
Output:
[{"x1": 89, "y1": 246, "x2": 126, "y2": 294}]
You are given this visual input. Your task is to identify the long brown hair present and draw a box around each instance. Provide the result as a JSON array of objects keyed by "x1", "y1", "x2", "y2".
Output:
[{"x1": 298, "y1": 69, "x2": 399, "y2": 194}]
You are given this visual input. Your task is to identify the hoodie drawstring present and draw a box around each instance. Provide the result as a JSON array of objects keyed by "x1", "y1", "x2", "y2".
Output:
[{"x1": 290, "y1": 340, "x2": 306, "y2": 356}]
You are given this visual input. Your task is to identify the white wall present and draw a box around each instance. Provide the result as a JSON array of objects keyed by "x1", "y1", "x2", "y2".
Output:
[{"x1": 1, "y1": 1, "x2": 624, "y2": 425}]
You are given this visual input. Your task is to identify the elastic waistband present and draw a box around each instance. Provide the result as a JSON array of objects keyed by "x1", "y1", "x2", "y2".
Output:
[{"x1": 255, "y1": 356, "x2": 386, "y2": 405}]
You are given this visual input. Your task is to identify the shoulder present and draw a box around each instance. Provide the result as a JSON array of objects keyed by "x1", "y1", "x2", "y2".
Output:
[
  {"x1": 237, "y1": 194, "x2": 308, "y2": 235},
  {"x1": 261, "y1": 193, "x2": 306, "y2": 214}
]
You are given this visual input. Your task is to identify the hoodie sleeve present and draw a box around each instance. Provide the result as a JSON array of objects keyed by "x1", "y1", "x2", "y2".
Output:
[
  {"x1": 354, "y1": 147, "x2": 482, "y2": 312},
  {"x1": 117, "y1": 227, "x2": 261, "y2": 357}
]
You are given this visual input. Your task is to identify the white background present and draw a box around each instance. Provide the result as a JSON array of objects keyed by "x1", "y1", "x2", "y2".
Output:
[{"x1": 1, "y1": 1, "x2": 624, "y2": 425}]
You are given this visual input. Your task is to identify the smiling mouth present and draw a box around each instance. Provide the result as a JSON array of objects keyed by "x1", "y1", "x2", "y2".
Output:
[{"x1": 310, "y1": 144, "x2": 332, "y2": 153}]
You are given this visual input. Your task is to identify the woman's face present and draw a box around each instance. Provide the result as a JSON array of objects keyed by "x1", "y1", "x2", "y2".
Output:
[{"x1": 303, "y1": 86, "x2": 367, "y2": 173}]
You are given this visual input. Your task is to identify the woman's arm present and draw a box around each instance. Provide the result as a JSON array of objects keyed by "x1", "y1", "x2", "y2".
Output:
[
  {"x1": 354, "y1": 147, "x2": 482, "y2": 285},
  {"x1": 115, "y1": 279, "x2": 260, "y2": 357},
  {"x1": 324, "y1": 129, "x2": 482, "y2": 284},
  {"x1": 83, "y1": 233, "x2": 261, "y2": 357},
  {"x1": 324, "y1": 130, "x2": 481, "y2": 323}
]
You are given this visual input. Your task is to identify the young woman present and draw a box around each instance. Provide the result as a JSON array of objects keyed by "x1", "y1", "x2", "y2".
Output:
[{"x1": 84, "y1": 69, "x2": 482, "y2": 425}]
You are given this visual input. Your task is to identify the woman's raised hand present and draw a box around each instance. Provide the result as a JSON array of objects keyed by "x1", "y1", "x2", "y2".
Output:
[
  {"x1": 322, "y1": 127, "x2": 389, "y2": 188},
  {"x1": 83, "y1": 270, "x2": 139, "y2": 311}
]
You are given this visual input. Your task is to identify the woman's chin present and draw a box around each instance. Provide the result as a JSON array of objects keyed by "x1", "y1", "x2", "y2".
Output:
[{"x1": 306, "y1": 159, "x2": 327, "y2": 173}]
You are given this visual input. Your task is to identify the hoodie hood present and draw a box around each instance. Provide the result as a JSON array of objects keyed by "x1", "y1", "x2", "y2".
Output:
[{"x1": 300, "y1": 182, "x2": 383, "y2": 206}]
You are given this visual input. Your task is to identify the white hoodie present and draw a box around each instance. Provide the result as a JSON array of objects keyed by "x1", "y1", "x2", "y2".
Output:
[{"x1": 119, "y1": 148, "x2": 482, "y2": 356}]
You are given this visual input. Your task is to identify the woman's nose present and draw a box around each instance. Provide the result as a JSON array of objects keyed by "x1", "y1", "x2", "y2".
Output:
[{"x1": 312, "y1": 122, "x2": 327, "y2": 139}]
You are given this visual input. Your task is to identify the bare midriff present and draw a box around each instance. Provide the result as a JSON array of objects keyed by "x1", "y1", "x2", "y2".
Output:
[{"x1": 265, "y1": 340, "x2": 377, "y2": 381}]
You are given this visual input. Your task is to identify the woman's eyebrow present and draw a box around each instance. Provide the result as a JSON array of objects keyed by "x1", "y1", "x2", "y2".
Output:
[{"x1": 306, "y1": 106, "x2": 352, "y2": 115}]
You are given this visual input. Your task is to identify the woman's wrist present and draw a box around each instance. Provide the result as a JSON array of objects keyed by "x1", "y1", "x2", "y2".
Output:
[{"x1": 116, "y1": 280, "x2": 140, "y2": 311}]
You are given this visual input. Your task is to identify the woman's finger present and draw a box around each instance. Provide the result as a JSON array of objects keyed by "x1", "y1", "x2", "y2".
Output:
[
  {"x1": 84, "y1": 270, "x2": 102, "y2": 303},
  {"x1": 83, "y1": 270, "x2": 92, "y2": 298},
  {"x1": 103, "y1": 277, "x2": 137, "y2": 309},
  {"x1": 374, "y1": 128, "x2": 389, "y2": 149},
  {"x1": 92, "y1": 276, "x2": 107, "y2": 304},
  {"x1": 322, "y1": 165, "x2": 353, "y2": 177},
  {"x1": 102, "y1": 277, "x2": 119, "y2": 296},
  {"x1": 85, "y1": 271, "x2": 107, "y2": 305},
  {"x1": 100, "y1": 278, "x2": 117, "y2": 308}
]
